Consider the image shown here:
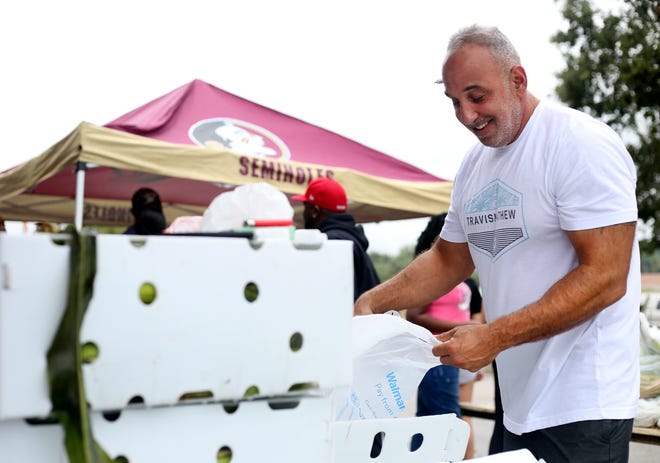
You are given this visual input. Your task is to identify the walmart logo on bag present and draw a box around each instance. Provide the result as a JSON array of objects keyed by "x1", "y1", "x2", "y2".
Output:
[{"x1": 386, "y1": 371, "x2": 406, "y2": 411}]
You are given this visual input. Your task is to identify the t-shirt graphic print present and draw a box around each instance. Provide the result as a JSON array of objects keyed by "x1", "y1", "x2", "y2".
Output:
[{"x1": 464, "y1": 179, "x2": 528, "y2": 261}]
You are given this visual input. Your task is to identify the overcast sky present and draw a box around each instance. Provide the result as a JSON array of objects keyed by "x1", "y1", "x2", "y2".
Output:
[{"x1": 0, "y1": 0, "x2": 581, "y2": 252}]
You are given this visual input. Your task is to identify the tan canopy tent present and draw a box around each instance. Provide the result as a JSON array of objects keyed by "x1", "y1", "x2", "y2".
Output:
[{"x1": 0, "y1": 80, "x2": 452, "y2": 228}]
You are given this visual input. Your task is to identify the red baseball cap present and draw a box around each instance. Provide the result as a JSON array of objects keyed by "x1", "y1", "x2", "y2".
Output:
[{"x1": 291, "y1": 177, "x2": 348, "y2": 212}]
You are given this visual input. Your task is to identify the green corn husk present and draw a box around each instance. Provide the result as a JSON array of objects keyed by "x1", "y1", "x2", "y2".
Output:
[{"x1": 46, "y1": 231, "x2": 112, "y2": 463}]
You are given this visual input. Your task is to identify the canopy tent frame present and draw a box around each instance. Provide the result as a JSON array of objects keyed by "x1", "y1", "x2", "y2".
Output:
[
  {"x1": 74, "y1": 162, "x2": 86, "y2": 231},
  {"x1": 0, "y1": 79, "x2": 452, "y2": 228}
]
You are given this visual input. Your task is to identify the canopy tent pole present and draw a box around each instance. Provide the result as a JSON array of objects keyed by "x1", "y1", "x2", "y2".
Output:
[{"x1": 74, "y1": 161, "x2": 87, "y2": 231}]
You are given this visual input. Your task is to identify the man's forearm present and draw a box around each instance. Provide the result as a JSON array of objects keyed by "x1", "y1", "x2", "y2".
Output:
[
  {"x1": 355, "y1": 240, "x2": 474, "y2": 315},
  {"x1": 489, "y1": 264, "x2": 624, "y2": 351},
  {"x1": 489, "y1": 224, "x2": 635, "y2": 351},
  {"x1": 355, "y1": 253, "x2": 446, "y2": 314}
]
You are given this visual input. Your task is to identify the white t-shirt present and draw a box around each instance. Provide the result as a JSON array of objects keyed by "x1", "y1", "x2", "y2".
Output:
[{"x1": 440, "y1": 100, "x2": 641, "y2": 435}]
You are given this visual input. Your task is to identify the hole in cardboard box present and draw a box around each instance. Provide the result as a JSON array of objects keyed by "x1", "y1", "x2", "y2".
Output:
[
  {"x1": 289, "y1": 332, "x2": 303, "y2": 352},
  {"x1": 244, "y1": 282, "x2": 259, "y2": 302},
  {"x1": 128, "y1": 395, "x2": 145, "y2": 406},
  {"x1": 102, "y1": 410, "x2": 121, "y2": 422},
  {"x1": 370, "y1": 432, "x2": 385, "y2": 458},
  {"x1": 288, "y1": 382, "x2": 318, "y2": 393},
  {"x1": 129, "y1": 238, "x2": 148, "y2": 248},
  {"x1": 138, "y1": 282, "x2": 157, "y2": 305},
  {"x1": 223, "y1": 402, "x2": 239, "y2": 414},
  {"x1": 179, "y1": 390, "x2": 214, "y2": 402},
  {"x1": 410, "y1": 433, "x2": 424, "y2": 451},
  {"x1": 243, "y1": 385, "x2": 260, "y2": 398},
  {"x1": 50, "y1": 235, "x2": 70, "y2": 246},
  {"x1": 81, "y1": 341, "x2": 100, "y2": 364},
  {"x1": 217, "y1": 446, "x2": 233, "y2": 463},
  {"x1": 268, "y1": 399, "x2": 300, "y2": 410},
  {"x1": 24, "y1": 416, "x2": 59, "y2": 425},
  {"x1": 248, "y1": 241, "x2": 264, "y2": 250}
]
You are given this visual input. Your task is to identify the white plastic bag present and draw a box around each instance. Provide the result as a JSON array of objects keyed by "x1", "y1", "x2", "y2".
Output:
[
  {"x1": 640, "y1": 313, "x2": 660, "y2": 399},
  {"x1": 334, "y1": 313, "x2": 440, "y2": 421},
  {"x1": 199, "y1": 182, "x2": 293, "y2": 232},
  {"x1": 634, "y1": 397, "x2": 660, "y2": 428}
]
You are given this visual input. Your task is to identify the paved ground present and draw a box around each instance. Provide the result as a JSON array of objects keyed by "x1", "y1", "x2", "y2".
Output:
[{"x1": 468, "y1": 366, "x2": 658, "y2": 461}]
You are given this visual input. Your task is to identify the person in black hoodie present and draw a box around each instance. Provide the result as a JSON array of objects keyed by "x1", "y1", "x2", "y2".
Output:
[{"x1": 292, "y1": 177, "x2": 380, "y2": 301}]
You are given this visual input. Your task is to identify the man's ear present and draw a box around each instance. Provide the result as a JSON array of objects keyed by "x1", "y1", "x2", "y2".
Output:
[{"x1": 511, "y1": 65, "x2": 527, "y2": 91}]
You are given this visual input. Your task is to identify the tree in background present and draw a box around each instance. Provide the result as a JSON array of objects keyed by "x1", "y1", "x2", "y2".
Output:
[
  {"x1": 369, "y1": 245, "x2": 415, "y2": 282},
  {"x1": 551, "y1": 0, "x2": 659, "y2": 251},
  {"x1": 641, "y1": 249, "x2": 660, "y2": 273}
]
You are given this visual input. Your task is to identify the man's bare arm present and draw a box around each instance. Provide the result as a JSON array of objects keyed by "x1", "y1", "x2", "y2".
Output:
[
  {"x1": 435, "y1": 222, "x2": 637, "y2": 370},
  {"x1": 354, "y1": 238, "x2": 474, "y2": 315}
]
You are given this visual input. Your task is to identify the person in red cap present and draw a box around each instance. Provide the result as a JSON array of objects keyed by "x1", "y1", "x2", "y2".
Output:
[{"x1": 292, "y1": 177, "x2": 380, "y2": 301}]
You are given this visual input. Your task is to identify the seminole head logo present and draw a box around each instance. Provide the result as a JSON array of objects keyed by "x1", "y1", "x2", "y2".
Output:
[{"x1": 189, "y1": 118, "x2": 291, "y2": 160}]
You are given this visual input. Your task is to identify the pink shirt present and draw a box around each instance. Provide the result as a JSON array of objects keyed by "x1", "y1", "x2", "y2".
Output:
[{"x1": 426, "y1": 282, "x2": 472, "y2": 332}]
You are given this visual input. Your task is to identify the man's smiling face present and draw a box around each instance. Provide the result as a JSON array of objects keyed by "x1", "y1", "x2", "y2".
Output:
[{"x1": 442, "y1": 44, "x2": 524, "y2": 148}]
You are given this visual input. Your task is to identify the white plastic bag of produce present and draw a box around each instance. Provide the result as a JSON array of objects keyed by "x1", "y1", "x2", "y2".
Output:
[
  {"x1": 640, "y1": 313, "x2": 660, "y2": 399},
  {"x1": 334, "y1": 313, "x2": 440, "y2": 421},
  {"x1": 200, "y1": 182, "x2": 293, "y2": 232}
]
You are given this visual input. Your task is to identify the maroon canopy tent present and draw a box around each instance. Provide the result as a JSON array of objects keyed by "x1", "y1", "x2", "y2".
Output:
[{"x1": 0, "y1": 79, "x2": 452, "y2": 228}]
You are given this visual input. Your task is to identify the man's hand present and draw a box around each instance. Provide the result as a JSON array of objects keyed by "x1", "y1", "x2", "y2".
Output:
[
  {"x1": 354, "y1": 293, "x2": 377, "y2": 316},
  {"x1": 433, "y1": 324, "x2": 499, "y2": 372}
]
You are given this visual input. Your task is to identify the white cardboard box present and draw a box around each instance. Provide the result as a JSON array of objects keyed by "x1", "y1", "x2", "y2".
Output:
[
  {"x1": 0, "y1": 233, "x2": 353, "y2": 418},
  {"x1": 0, "y1": 398, "x2": 470, "y2": 463}
]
